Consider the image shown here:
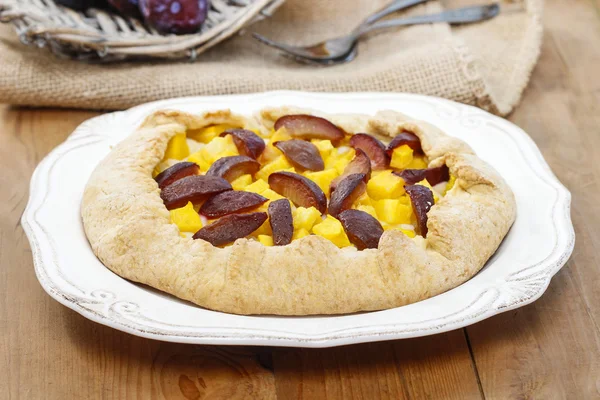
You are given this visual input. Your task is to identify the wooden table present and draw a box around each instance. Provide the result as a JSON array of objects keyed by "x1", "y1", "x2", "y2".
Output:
[{"x1": 2, "y1": 1, "x2": 599, "y2": 398}]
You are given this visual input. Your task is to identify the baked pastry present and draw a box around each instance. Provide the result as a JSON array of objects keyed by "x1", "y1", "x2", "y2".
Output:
[{"x1": 81, "y1": 107, "x2": 516, "y2": 315}]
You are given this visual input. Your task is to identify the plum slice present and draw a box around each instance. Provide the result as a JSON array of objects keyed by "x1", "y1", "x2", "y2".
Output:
[
  {"x1": 193, "y1": 212, "x2": 267, "y2": 246},
  {"x1": 349, "y1": 133, "x2": 389, "y2": 170},
  {"x1": 220, "y1": 129, "x2": 265, "y2": 160},
  {"x1": 206, "y1": 156, "x2": 260, "y2": 182},
  {"x1": 328, "y1": 173, "x2": 366, "y2": 218},
  {"x1": 386, "y1": 131, "x2": 423, "y2": 156},
  {"x1": 268, "y1": 199, "x2": 294, "y2": 246},
  {"x1": 330, "y1": 148, "x2": 371, "y2": 192},
  {"x1": 268, "y1": 171, "x2": 327, "y2": 214},
  {"x1": 394, "y1": 165, "x2": 450, "y2": 186},
  {"x1": 274, "y1": 139, "x2": 324, "y2": 171},
  {"x1": 160, "y1": 175, "x2": 232, "y2": 210},
  {"x1": 405, "y1": 185, "x2": 435, "y2": 237},
  {"x1": 200, "y1": 191, "x2": 268, "y2": 218},
  {"x1": 273, "y1": 115, "x2": 345, "y2": 142},
  {"x1": 154, "y1": 161, "x2": 199, "y2": 189},
  {"x1": 338, "y1": 209, "x2": 384, "y2": 250}
]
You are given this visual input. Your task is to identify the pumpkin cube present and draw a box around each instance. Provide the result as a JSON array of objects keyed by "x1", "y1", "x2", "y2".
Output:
[
  {"x1": 311, "y1": 139, "x2": 334, "y2": 159},
  {"x1": 390, "y1": 144, "x2": 414, "y2": 170},
  {"x1": 303, "y1": 169, "x2": 339, "y2": 197},
  {"x1": 312, "y1": 215, "x2": 351, "y2": 248},
  {"x1": 163, "y1": 132, "x2": 190, "y2": 161},
  {"x1": 367, "y1": 170, "x2": 405, "y2": 200},
  {"x1": 255, "y1": 156, "x2": 293, "y2": 181},
  {"x1": 169, "y1": 202, "x2": 202, "y2": 232},
  {"x1": 258, "y1": 235, "x2": 274, "y2": 246},
  {"x1": 188, "y1": 124, "x2": 239, "y2": 143},
  {"x1": 292, "y1": 207, "x2": 322, "y2": 231},
  {"x1": 231, "y1": 174, "x2": 253, "y2": 191},
  {"x1": 373, "y1": 199, "x2": 413, "y2": 225}
]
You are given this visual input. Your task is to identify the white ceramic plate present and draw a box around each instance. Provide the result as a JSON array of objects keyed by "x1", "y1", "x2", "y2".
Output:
[{"x1": 22, "y1": 91, "x2": 574, "y2": 348}]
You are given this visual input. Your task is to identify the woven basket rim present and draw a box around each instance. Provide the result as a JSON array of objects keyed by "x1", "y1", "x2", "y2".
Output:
[{"x1": 0, "y1": 0, "x2": 285, "y2": 60}]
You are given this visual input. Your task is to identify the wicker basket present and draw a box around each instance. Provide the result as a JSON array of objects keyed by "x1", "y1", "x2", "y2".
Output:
[{"x1": 0, "y1": 0, "x2": 284, "y2": 61}]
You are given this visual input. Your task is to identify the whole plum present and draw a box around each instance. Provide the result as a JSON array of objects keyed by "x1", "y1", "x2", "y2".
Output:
[
  {"x1": 54, "y1": 0, "x2": 108, "y2": 11},
  {"x1": 108, "y1": 0, "x2": 141, "y2": 17},
  {"x1": 139, "y1": 0, "x2": 208, "y2": 34}
]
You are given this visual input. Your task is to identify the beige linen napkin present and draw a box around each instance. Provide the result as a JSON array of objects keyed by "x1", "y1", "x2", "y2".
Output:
[{"x1": 0, "y1": 0, "x2": 542, "y2": 115}]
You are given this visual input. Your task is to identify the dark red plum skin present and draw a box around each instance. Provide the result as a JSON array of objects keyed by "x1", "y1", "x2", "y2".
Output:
[
  {"x1": 394, "y1": 165, "x2": 450, "y2": 186},
  {"x1": 154, "y1": 161, "x2": 199, "y2": 189},
  {"x1": 193, "y1": 212, "x2": 267, "y2": 246},
  {"x1": 55, "y1": 0, "x2": 109, "y2": 11},
  {"x1": 139, "y1": 0, "x2": 208, "y2": 34},
  {"x1": 109, "y1": 0, "x2": 141, "y2": 17},
  {"x1": 338, "y1": 209, "x2": 384, "y2": 250},
  {"x1": 268, "y1": 199, "x2": 294, "y2": 246},
  {"x1": 405, "y1": 185, "x2": 435, "y2": 237}
]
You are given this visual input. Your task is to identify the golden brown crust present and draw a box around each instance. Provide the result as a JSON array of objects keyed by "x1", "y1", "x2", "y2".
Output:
[{"x1": 81, "y1": 107, "x2": 516, "y2": 315}]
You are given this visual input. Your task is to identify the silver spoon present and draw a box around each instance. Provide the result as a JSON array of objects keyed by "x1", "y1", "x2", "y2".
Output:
[{"x1": 254, "y1": 3, "x2": 500, "y2": 65}]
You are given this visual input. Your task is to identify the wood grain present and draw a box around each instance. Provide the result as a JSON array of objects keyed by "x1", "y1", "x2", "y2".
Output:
[
  {"x1": 464, "y1": 1, "x2": 600, "y2": 398},
  {"x1": 1, "y1": 1, "x2": 600, "y2": 398},
  {"x1": 272, "y1": 332, "x2": 481, "y2": 399}
]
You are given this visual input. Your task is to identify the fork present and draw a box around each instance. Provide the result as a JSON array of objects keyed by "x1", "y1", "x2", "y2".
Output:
[{"x1": 253, "y1": 3, "x2": 500, "y2": 65}]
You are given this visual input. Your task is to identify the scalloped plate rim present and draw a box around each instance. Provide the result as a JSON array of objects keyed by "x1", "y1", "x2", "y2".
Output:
[{"x1": 21, "y1": 91, "x2": 575, "y2": 348}]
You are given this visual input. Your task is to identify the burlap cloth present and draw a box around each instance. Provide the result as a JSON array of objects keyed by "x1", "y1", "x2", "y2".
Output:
[{"x1": 0, "y1": 0, "x2": 543, "y2": 115}]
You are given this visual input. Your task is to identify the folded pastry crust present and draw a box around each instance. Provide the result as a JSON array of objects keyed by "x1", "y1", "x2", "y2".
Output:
[{"x1": 81, "y1": 107, "x2": 516, "y2": 315}]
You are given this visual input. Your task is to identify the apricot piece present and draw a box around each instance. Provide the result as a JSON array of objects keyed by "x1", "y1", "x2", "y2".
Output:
[
  {"x1": 328, "y1": 173, "x2": 367, "y2": 218},
  {"x1": 274, "y1": 139, "x2": 325, "y2": 171},
  {"x1": 405, "y1": 185, "x2": 434, "y2": 236},
  {"x1": 349, "y1": 133, "x2": 389, "y2": 170},
  {"x1": 268, "y1": 199, "x2": 294, "y2": 246},
  {"x1": 220, "y1": 129, "x2": 266, "y2": 160},
  {"x1": 206, "y1": 155, "x2": 260, "y2": 182},
  {"x1": 200, "y1": 191, "x2": 268, "y2": 218},
  {"x1": 268, "y1": 171, "x2": 327, "y2": 214},
  {"x1": 154, "y1": 161, "x2": 199, "y2": 189},
  {"x1": 386, "y1": 131, "x2": 423, "y2": 156},
  {"x1": 274, "y1": 115, "x2": 345, "y2": 142},
  {"x1": 192, "y1": 212, "x2": 268, "y2": 246},
  {"x1": 160, "y1": 175, "x2": 232, "y2": 210},
  {"x1": 338, "y1": 209, "x2": 384, "y2": 250}
]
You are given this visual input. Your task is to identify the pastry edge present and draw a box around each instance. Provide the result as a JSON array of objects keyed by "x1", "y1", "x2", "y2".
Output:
[{"x1": 81, "y1": 107, "x2": 516, "y2": 315}]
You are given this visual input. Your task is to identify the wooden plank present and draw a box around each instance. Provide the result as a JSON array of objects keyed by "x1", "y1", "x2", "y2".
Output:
[
  {"x1": 465, "y1": 0, "x2": 600, "y2": 398},
  {"x1": 0, "y1": 108, "x2": 278, "y2": 399},
  {"x1": 272, "y1": 331, "x2": 482, "y2": 399},
  {"x1": 1, "y1": 1, "x2": 600, "y2": 397},
  {"x1": 0, "y1": 104, "x2": 481, "y2": 398}
]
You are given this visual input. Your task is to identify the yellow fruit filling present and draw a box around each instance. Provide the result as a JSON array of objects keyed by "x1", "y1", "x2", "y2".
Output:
[
  {"x1": 243, "y1": 178, "x2": 270, "y2": 194},
  {"x1": 293, "y1": 207, "x2": 322, "y2": 232},
  {"x1": 311, "y1": 139, "x2": 334, "y2": 159},
  {"x1": 256, "y1": 156, "x2": 294, "y2": 181},
  {"x1": 231, "y1": 174, "x2": 253, "y2": 190},
  {"x1": 389, "y1": 144, "x2": 413, "y2": 170},
  {"x1": 170, "y1": 202, "x2": 203, "y2": 233},
  {"x1": 155, "y1": 119, "x2": 456, "y2": 249},
  {"x1": 312, "y1": 215, "x2": 351, "y2": 248},
  {"x1": 367, "y1": 170, "x2": 405, "y2": 200},
  {"x1": 187, "y1": 124, "x2": 240, "y2": 143},
  {"x1": 303, "y1": 169, "x2": 339, "y2": 197},
  {"x1": 163, "y1": 132, "x2": 190, "y2": 161},
  {"x1": 258, "y1": 235, "x2": 274, "y2": 246}
]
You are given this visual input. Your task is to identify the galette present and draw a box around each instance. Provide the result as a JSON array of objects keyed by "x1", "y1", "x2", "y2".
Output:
[{"x1": 81, "y1": 107, "x2": 516, "y2": 315}]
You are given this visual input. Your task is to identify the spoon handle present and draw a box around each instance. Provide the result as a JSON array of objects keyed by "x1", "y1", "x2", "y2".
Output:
[
  {"x1": 359, "y1": 0, "x2": 430, "y2": 28},
  {"x1": 363, "y1": 3, "x2": 500, "y2": 33}
]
